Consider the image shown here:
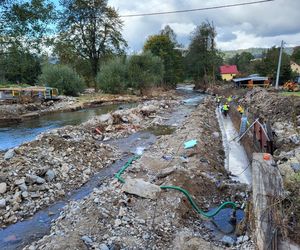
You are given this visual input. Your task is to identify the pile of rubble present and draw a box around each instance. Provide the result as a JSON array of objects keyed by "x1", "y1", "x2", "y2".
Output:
[
  {"x1": 0, "y1": 99, "x2": 180, "y2": 227},
  {"x1": 24, "y1": 97, "x2": 251, "y2": 249}
]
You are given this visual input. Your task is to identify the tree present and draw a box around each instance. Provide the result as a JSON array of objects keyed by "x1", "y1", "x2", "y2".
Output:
[
  {"x1": 0, "y1": 45, "x2": 41, "y2": 84},
  {"x1": 255, "y1": 46, "x2": 292, "y2": 84},
  {"x1": 39, "y1": 64, "x2": 85, "y2": 96},
  {"x1": 128, "y1": 52, "x2": 164, "y2": 93},
  {"x1": 227, "y1": 52, "x2": 254, "y2": 74},
  {"x1": 0, "y1": 0, "x2": 54, "y2": 83},
  {"x1": 185, "y1": 21, "x2": 223, "y2": 87},
  {"x1": 291, "y1": 46, "x2": 300, "y2": 65},
  {"x1": 144, "y1": 26, "x2": 183, "y2": 86},
  {"x1": 58, "y1": 0, "x2": 127, "y2": 82},
  {"x1": 1, "y1": 0, "x2": 55, "y2": 52},
  {"x1": 96, "y1": 57, "x2": 127, "y2": 94},
  {"x1": 160, "y1": 25, "x2": 177, "y2": 44}
]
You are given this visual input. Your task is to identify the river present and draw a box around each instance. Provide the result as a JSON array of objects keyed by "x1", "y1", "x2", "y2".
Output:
[{"x1": 0, "y1": 103, "x2": 136, "y2": 152}]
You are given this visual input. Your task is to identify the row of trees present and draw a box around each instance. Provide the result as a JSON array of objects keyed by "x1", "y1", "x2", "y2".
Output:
[
  {"x1": 1, "y1": 0, "x2": 299, "y2": 95},
  {"x1": 0, "y1": 0, "x2": 223, "y2": 95}
]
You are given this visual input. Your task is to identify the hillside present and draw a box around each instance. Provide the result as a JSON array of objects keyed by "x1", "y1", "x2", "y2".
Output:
[{"x1": 222, "y1": 47, "x2": 294, "y2": 59}]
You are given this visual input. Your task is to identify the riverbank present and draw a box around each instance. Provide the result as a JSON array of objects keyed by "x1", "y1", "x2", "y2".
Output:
[
  {"x1": 0, "y1": 89, "x2": 178, "y2": 126},
  {"x1": 22, "y1": 97, "x2": 250, "y2": 250}
]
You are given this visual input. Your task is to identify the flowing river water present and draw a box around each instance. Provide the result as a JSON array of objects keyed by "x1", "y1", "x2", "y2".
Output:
[{"x1": 0, "y1": 88, "x2": 250, "y2": 249}]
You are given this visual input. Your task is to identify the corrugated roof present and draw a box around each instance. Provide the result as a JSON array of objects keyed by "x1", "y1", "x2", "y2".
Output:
[
  {"x1": 220, "y1": 65, "x2": 239, "y2": 74},
  {"x1": 232, "y1": 76, "x2": 268, "y2": 82}
]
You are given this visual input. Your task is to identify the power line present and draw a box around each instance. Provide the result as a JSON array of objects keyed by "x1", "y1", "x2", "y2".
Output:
[{"x1": 119, "y1": 0, "x2": 274, "y2": 18}]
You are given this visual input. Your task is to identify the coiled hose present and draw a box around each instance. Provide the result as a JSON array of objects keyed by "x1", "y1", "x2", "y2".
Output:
[{"x1": 115, "y1": 156, "x2": 237, "y2": 218}]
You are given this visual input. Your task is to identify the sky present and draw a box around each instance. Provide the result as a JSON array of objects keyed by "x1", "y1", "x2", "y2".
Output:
[{"x1": 107, "y1": 0, "x2": 300, "y2": 52}]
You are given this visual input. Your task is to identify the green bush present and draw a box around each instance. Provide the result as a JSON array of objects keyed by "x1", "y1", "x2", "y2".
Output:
[
  {"x1": 128, "y1": 52, "x2": 164, "y2": 91},
  {"x1": 96, "y1": 53, "x2": 164, "y2": 94},
  {"x1": 96, "y1": 58, "x2": 128, "y2": 94},
  {"x1": 39, "y1": 64, "x2": 85, "y2": 96}
]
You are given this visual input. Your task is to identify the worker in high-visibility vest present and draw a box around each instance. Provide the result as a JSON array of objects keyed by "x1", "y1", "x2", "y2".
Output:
[
  {"x1": 237, "y1": 105, "x2": 244, "y2": 115},
  {"x1": 227, "y1": 95, "x2": 233, "y2": 102},
  {"x1": 222, "y1": 103, "x2": 229, "y2": 117}
]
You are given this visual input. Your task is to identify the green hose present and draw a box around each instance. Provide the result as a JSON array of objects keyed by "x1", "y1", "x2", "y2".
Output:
[
  {"x1": 160, "y1": 185, "x2": 236, "y2": 218},
  {"x1": 115, "y1": 155, "x2": 237, "y2": 218},
  {"x1": 115, "y1": 155, "x2": 141, "y2": 183}
]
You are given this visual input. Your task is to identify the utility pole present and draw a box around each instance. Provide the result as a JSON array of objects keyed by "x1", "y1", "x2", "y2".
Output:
[{"x1": 275, "y1": 40, "x2": 284, "y2": 90}]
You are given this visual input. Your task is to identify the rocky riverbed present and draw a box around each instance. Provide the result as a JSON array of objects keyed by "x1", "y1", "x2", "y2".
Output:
[
  {"x1": 0, "y1": 98, "x2": 181, "y2": 228},
  {"x1": 23, "y1": 97, "x2": 251, "y2": 250}
]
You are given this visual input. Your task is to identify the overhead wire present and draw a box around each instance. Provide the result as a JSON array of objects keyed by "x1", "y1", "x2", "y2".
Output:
[{"x1": 119, "y1": 0, "x2": 274, "y2": 18}]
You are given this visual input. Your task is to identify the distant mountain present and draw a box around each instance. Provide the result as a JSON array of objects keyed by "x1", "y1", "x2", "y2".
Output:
[{"x1": 222, "y1": 47, "x2": 294, "y2": 59}]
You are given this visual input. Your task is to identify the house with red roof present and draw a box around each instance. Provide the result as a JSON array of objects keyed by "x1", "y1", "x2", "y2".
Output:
[{"x1": 220, "y1": 65, "x2": 239, "y2": 81}]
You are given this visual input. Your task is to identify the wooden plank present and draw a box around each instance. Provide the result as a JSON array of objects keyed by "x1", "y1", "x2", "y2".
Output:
[{"x1": 252, "y1": 153, "x2": 284, "y2": 250}]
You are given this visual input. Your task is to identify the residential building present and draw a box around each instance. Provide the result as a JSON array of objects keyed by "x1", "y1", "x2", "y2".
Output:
[{"x1": 220, "y1": 65, "x2": 239, "y2": 81}]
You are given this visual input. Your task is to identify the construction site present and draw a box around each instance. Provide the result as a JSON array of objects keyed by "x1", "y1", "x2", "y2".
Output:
[{"x1": 0, "y1": 83, "x2": 299, "y2": 250}]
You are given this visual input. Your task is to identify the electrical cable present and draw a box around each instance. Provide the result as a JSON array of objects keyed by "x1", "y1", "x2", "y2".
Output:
[{"x1": 120, "y1": 0, "x2": 274, "y2": 17}]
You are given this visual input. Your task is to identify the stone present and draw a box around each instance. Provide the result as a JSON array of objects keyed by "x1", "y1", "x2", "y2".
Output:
[
  {"x1": 122, "y1": 178, "x2": 161, "y2": 199},
  {"x1": 289, "y1": 134, "x2": 300, "y2": 145},
  {"x1": 15, "y1": 179, "x2": 25, "y2": 185},
  {"x1": 114, "y1": 218, "x2": 122, "y2": 227},
  {"x1": 21, "y1": 191, "x2": 29, "y2": 198},
  {"x1": 99, "y1": 244, "x2": 109, "y2": 250},
  {"x1": 26, "y1": 174, "x2": 45, "y2": 184},
  {"x1": 221, "y1": 235, "x2": 235, "y2": 246},
  {"x1": 98, "y1": 113, "x2": 113, "y2": 125},
  {"x1": 4, "y1": 149, "x2": 15, "y2": 160},
  {"x1": 61, "y1": 164, "x2": 70, "y2": 174},
  {"x1": 81, "y1": 236, "x2": 93, "y2": 245},
  {"x1": 156, "y1": 166, "x2": 177, "y2": 179},
  {"x1": 291, "y1": 163, "x2": 300, "y2": 172},
  {"x1": 19, "y1": 183, "x2": 28, "y2": 192},
  {"x1": 212, "y1": 132, "x2": 220, "y2": 138},
  {"x1": 0, "y1": 182, "x2": 7, "y2": 194},
  {"x1": 55, "y1": 183, "x2": 62, "y2": 190},
  {"x1": 236, "y1": 235, "x2": 250, "y2": 244},
  {"x1": 45, "y1": 169, "x2": 55, "y2": 182},
  {"x1": 0, "y1": 199, "x2": 6, "y2": 208},
  {"x1": 140, "y1": 105, "x2": 157, "y2": 115}
]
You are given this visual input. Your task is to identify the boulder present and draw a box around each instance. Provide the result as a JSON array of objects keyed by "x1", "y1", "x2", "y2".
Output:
[
  {"x1": 19, "y1": 183, "x2": 28, "y2": 192},
  {"x1": 4, "y1": 149, "x2": 15, "y2": 160},
  {"x1": 122, "y1": 178, "x2": 161, "y2": 199},
  {"x1": 98, "y1": 113, "x2": 113, "y2": 125},
  {"x1": 15, "y1": 179, "x2": 25, "y2": 185},
  {"x1": 0, "y1": 182, "x2": 7, "y2": 194},
  {"x1": 26, "y1": 174, "x2": 45, "y2": 185},
  {"x1": 140, "y1": 105, "x2": 157, "y2": 115},
  {"x1": 45, "y1": 169, "x2": 55, "y2": 182},
  {"x1": 0, "y1": 199, "x2": 6, "y2": 208},
  {"x1": 221, "y1": 236, "x2": 235, "y2": 246}
]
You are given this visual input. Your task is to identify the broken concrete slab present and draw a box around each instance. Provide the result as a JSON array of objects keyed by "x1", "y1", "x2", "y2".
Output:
[{"x1": 122, "y1": 178, "x2": 161, "y2": 199}]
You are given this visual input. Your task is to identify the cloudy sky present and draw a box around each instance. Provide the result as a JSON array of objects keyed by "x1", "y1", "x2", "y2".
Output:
[{"x1": 108, "y1": 0, "x2": 300, "y2": 52}]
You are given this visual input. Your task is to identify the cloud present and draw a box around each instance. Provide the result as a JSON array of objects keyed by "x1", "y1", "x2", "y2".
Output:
[
  {"x1": 108, "y1": 0, "x2": 300, "y2": 51},
  {"x1": 161, "y1": 22, "x2": 196, "y2": 36}
]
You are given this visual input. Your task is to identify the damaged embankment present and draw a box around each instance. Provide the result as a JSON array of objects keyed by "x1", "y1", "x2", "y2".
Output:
[
  {"x1": 22, "y1": 97, "x2": 250, "y2": 250},
  {"x1": 213, "y1": 86, "x2": 300, "y2": 247}
]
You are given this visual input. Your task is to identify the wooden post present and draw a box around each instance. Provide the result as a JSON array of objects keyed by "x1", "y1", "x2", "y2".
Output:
[{"x1": 252, "y1": 153, "x2": 284, "y2": 250}]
